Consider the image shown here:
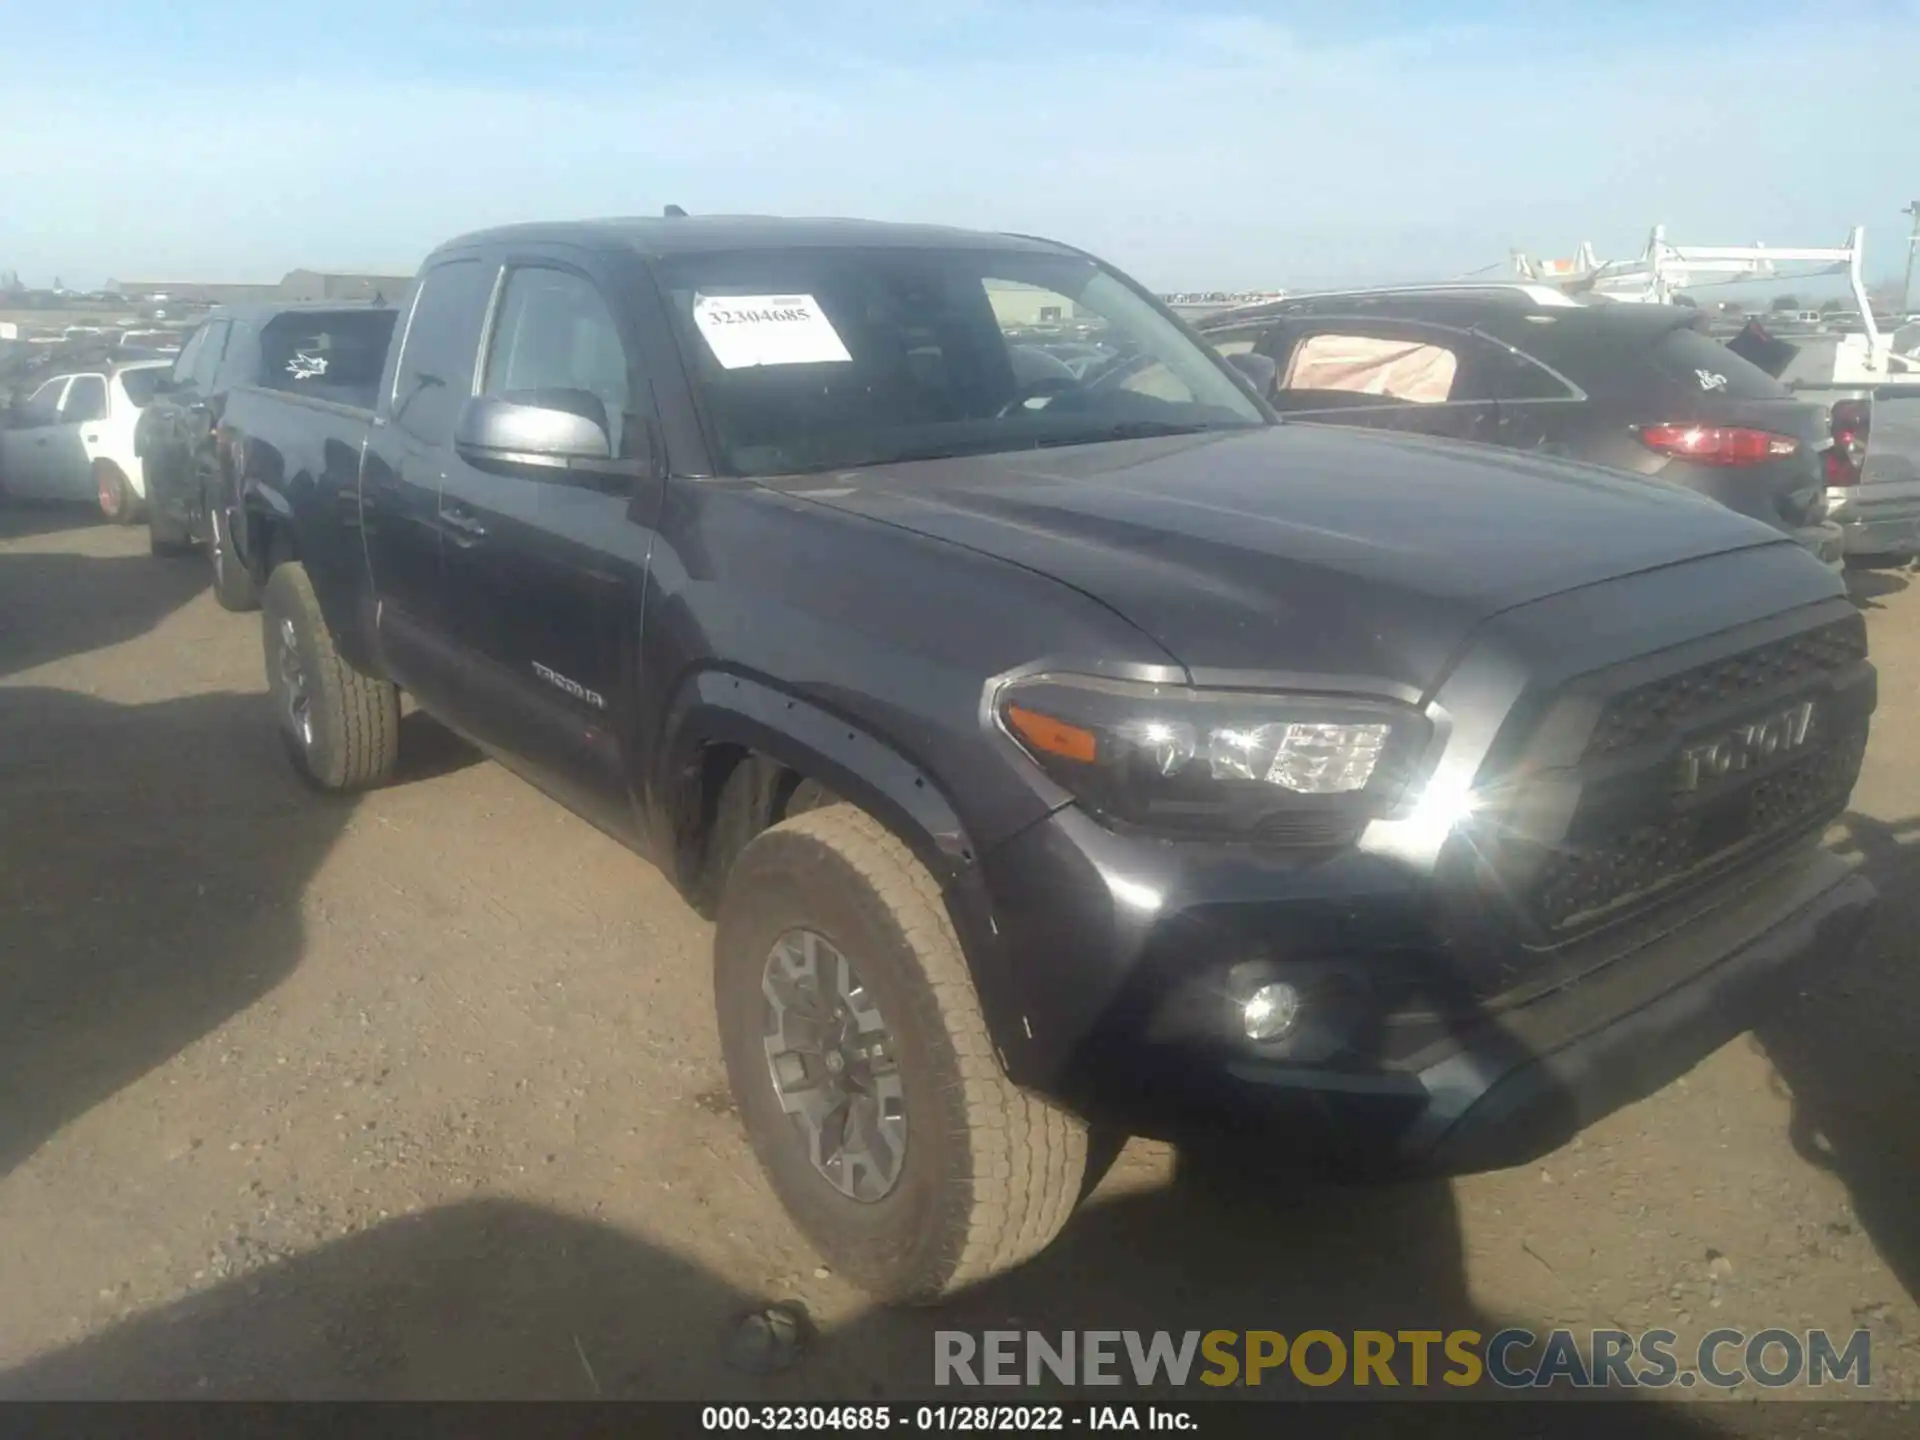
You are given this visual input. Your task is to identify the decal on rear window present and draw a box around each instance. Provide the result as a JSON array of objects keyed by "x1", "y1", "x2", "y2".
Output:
[{"x1": 1695, "y1": 368, "x2": 1728, "y2": 392}]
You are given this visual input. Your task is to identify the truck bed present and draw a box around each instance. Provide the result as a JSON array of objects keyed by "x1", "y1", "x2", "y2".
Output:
[{"x1": 221, "y1": 384, "x2": 378, "y2": 652}]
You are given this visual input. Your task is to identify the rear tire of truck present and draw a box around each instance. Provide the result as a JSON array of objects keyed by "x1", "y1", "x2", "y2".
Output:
[
  {"x1": 714, "y1": 805, "x2": 1087, "y2": 1303},
  {"x1": 261, "y1": 562, "x2": 399, "y2": 793},
  {"x1": 208, "y1": 506, "x2": 260, "y2": 612}
]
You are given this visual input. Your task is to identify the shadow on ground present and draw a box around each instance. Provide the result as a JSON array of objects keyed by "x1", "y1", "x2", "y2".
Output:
[
  {"x1": 393, "y1": 706, "x2": 484, "y2": 786},
  {"x1": 0, "y1": 499, "x2": 105, "y2": 543},
  {"x1": 1846, "y1": 566, "x2": 1911, "y2": 610},
  {"x1": 0, "y1": 1194, "x2": 1809, "y2": 1435},
  {"x1": 1758, "y1": 811, "x2": 1920, "y2": 1308},
  {"x1": 0, "y1": 521, "x2": 207, "y2": 678},
  {"x1": 0, "y1": 687, "x2": 354, "y2": 1179}
]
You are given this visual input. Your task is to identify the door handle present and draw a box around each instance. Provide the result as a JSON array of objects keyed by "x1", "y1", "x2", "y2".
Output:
[{"x1": 440, "y1": 506, "x2": 486, "y2": 543}]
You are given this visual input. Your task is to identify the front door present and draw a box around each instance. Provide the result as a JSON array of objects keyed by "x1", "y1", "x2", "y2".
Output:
[
  {"x1": 436, "y1": 256, "x2": 660, "y2": 835},
  {"x1": 47, "y1": 374, "x2": 109, "y2": 501},
  {"x1": 359, "y1": 256, "x2": 497, "y2": 713},
  {"x1": 1, "y1": 377, "x2": 71, "y2": 496}
]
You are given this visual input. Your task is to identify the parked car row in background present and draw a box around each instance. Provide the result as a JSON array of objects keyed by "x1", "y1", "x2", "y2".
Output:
[{"x1": 1196, "y1": 284, "x2": 1920, "y2": 568}]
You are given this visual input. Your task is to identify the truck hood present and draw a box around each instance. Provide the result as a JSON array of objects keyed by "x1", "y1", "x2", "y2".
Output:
[{"x1": 772, "y1": 425, "x2": 1791, "y2": 695}]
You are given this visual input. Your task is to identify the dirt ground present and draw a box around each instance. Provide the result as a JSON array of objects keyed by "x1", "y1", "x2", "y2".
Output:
[{"x1": 3, "y1": 503, "x2": 1919, "y2": 1422}]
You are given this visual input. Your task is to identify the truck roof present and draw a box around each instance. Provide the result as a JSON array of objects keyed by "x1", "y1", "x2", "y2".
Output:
[{"x1": 427, "y1": 215, "x2": 1085, "y2": 263}]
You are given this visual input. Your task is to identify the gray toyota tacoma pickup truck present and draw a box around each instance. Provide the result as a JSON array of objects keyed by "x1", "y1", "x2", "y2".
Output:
[{"x1": 214, "y1": 214, "x2": 1877, "y2": 1301}]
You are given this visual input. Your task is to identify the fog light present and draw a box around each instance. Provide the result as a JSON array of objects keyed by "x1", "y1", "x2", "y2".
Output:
[{"x1": 1241, "y1": 981, "x2": 1302, "y2": 1042}]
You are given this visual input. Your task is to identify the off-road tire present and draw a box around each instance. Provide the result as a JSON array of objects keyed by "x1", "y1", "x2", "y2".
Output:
[
  {"x1": 715, "y1": 805, "x2": 1087, "y2": 1302},
  {"x1": 262, "y1": 562, "x2": 399, "y2": 792},
  {"x1": 209, "y1": 505, "x2": 260, "y2": 612}
]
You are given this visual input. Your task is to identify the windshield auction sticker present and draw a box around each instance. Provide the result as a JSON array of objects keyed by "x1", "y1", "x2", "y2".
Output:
[{"x1": 692, "y1": 293, "x2": 853, "y2": 370}]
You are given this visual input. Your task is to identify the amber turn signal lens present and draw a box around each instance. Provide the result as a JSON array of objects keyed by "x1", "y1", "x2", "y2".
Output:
[{"x1": 1005, "y1": 704, "x2": 1098, "y2": 764}]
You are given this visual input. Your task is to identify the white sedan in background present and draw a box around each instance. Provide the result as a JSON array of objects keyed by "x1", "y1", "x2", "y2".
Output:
[{"x1": 0, "y1": 361, "x2": 170, "y2": 522}]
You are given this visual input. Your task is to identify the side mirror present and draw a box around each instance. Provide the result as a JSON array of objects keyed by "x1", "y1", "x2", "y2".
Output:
[
  {"x1": 1226, "y1": 351, "x2": 1278, "y2": 395},
  {"x1": 453, "y1": 390, "x2": 618, "y2": 477}
]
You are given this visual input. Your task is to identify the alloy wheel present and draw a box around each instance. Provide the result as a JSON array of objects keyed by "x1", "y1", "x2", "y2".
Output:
[
  {"x1": 760, "y1": 928, "x2": 907, "y2": 1202},
  {"x1": 277, "y1": 617, "x2": 314, "y2": 750}
]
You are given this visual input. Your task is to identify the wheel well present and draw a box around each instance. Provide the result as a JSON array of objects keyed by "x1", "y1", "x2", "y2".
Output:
[
  {"x1": 684, "y1": 744, "x2": 841, "y2": 917},
  {"x1": 245, "y1": 510, "x2": 297, "y2": 579}
]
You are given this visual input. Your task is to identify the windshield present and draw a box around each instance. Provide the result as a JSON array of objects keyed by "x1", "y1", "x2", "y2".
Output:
[
  {"x1": 656, "y1": 247, "x2": 1266, "y2": 476},
  {"x1": 117, "y1": 367, "x2": 165, "y2": 407}
]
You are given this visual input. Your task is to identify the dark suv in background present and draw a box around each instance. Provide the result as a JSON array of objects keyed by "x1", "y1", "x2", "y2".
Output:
[{"x1": 1199, "y1": 285, "x2": 1848, "y2": 568}]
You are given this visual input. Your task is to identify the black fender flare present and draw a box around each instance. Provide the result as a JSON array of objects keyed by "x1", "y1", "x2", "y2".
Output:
[
  {"x1": 655, "y1": 668, "x2": 977, "y2": 885},
  {"x1": 653, "y1": 668, "x2": 1031, "y2": 1075},
  {"x1": 237, "y1": 475, "x2": 293, "y2": 570}
]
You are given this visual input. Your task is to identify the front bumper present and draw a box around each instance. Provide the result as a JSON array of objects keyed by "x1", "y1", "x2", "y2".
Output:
[
  {"x1": 975, "y1": 808, "x2": 1874, "y2": 1175},
  {"x1": 1407, "y1": 845, "x2": 1872, "y2": 1172}
]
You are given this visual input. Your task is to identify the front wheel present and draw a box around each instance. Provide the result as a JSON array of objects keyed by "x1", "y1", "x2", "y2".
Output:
[
  {"x1": 261, "y1": 563, "x2": 399, "y2": 791},
  {"x1": 714, "y1": 805, "x2": 1087, "y2": 1302}
]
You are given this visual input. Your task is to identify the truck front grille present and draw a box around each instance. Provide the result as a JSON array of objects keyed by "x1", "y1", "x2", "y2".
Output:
[
  {"x1": 1584, "y1": 618, "x2": 1867, "y2": 759},
  {"x1": 1530, "y1": 725, "x2": 1867, "y2": 934},
  {"x1": 1475, "y1": 608, "x2": 1875, "y2": 944}
]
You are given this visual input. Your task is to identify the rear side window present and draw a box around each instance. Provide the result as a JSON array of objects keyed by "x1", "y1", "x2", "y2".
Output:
[
  {"x1": 1281, "y1": 332, "x2": 1459, "y2": 403},
  {"x1": 256, "y1": 309, "x2": 398, "y2": 410},
  {"x1": 61, "y1": 374, "x2": 108, "y2": 422},
  {"x1": 1650, "y1": 326, "x2": 1792, "y2": 401},
  {"x1": 1479, "y1": 342, "x2": 1579, "y2": 401},
  {"x1": 392, "y1": 260, "x2": 496, "y2": 446}
]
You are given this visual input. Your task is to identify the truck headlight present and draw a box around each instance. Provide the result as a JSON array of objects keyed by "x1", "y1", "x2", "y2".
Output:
[{"x1": 996, "y1": 674, "x2": 1430, "y2": 839}]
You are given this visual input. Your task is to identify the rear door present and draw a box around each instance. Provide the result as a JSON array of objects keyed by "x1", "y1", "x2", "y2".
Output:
[
  {"x1": 1255, "y1": 318, "x2": 1503, "y2": 445},
  {"x1": 434, "y1": 251, "x2": 661, "y2": 833}
]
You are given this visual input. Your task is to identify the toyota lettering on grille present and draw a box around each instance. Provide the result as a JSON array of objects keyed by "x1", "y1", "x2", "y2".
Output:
[{"x1": 1675, "y1": 699, "x2": 1816, "y2": 793}]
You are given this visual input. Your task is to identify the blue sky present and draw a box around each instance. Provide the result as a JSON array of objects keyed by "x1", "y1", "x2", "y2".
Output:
[{"x1": 2, "y1": 1, "x2": 1917, "y2": 291}]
